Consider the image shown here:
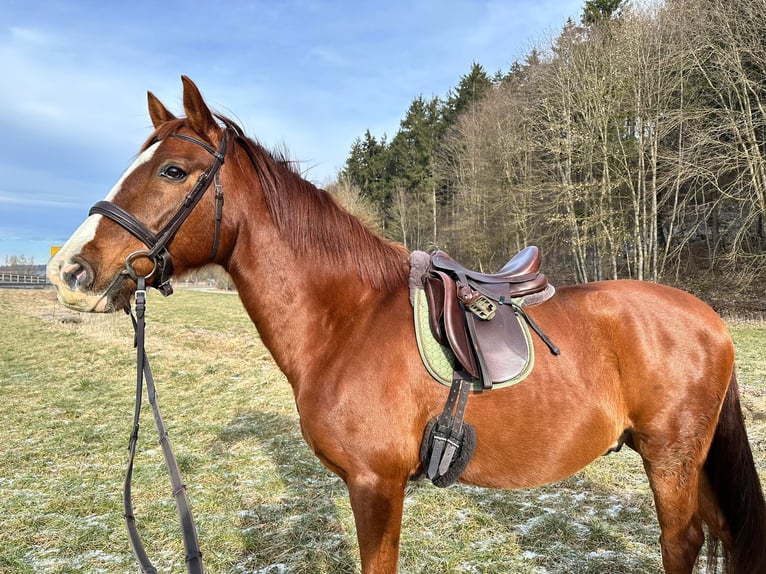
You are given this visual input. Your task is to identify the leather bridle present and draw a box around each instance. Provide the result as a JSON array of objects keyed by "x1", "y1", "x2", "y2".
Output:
[
  {"x1": 90, "y1": 130, "x2": 229, "y2": 296},
  {"x1": 90, "y1": 131, "x2": 230, "y2": 574}
]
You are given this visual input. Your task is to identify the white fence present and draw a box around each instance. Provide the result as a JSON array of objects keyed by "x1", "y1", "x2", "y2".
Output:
[{"x1": 0, "y1": 273, "x2": 50, "y2": 288}]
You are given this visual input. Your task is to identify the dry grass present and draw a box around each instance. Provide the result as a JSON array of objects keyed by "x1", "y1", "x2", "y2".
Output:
[{"x1": 1, "y1": 288, "x2": 764, "y2": 573}]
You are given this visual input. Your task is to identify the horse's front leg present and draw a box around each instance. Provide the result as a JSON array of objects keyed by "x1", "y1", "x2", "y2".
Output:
[{"x1": 346, "y1": 472, "x2": 407, "y2": 574}]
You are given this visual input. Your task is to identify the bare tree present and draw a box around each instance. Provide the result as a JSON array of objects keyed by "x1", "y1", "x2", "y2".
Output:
[
  {"x1": 326, "y1": 175, "x2": 384, "y2": 233},
  {"x1": 430, "y1": 0, "x2": 765, "y2": 285},
  {"x1": 3, "y1": 255, "x2": 39, "y2": 275},
  {"x1": 681, "y1": 0, "x2": 766, "y2": 273}
]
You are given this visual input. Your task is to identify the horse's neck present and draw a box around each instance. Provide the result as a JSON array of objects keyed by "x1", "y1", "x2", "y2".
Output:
[{"x1": 226, "y1": 232, "x2": 407, "y2": 386}]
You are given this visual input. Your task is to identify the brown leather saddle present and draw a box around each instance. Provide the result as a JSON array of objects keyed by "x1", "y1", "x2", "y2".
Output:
[
  {"x1": 423, "y1": 247, "x2": 556, "y2": 390},
  {"x1": 417, "y1": 247, "x2": 560, "y2": 486}
]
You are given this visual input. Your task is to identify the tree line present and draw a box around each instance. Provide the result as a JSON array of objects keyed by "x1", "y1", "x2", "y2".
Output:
[
  {"x1": 339, "y1": 0, "x2": 766, "y2": 288},
  {"x1": 1, "y1": 255, "x2": 42, "y2": 276}
]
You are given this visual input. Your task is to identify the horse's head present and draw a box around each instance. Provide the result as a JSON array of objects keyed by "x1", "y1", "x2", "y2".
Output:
[{"x1": 47, "y1": 76, "x2": 231, "y2": 312}]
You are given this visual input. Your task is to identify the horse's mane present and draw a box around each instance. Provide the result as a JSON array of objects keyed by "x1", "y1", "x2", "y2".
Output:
[{"x1": 146, "y1": 116, "x2": 409, "y2": 293}]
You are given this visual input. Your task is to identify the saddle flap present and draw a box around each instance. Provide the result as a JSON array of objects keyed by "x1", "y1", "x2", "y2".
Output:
[
  {"x1": 424, "y1": 271, "x2": 479, "y2": 379},
  {"x1": 471, "y1": 306, "x2": 529, "y2": 382},
  {"x1": 423, "y1": 274, "x2": 446, "y2": 343}
]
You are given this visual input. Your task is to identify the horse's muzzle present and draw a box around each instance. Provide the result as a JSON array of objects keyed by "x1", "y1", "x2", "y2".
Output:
[{"x1": 47, "y1": 254, "x2": 121, "y2": 313}]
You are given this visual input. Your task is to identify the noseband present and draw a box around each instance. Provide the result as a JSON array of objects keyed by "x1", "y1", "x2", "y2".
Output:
[{"x1": 89, "y1": 130, "x2": 229, "y2": 296}]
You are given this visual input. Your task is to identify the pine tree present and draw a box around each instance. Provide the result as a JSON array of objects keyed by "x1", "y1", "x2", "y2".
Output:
[
  {"x1": 441, "y1": 62, "x2": 494, "y2": 128},
  {"x1": 343, "y1": 130, "x2": 391, "y2": 210},
  {"x1": 387, "y1": 96, "x2": 442, "y2": 248},
  {"x1": 581, "y1": 0, "x2": 625, "y2": 25}
]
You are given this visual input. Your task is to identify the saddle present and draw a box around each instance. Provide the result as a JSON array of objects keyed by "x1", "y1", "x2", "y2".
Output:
[
  {"x1": 416, "y1": 247, "x2": 560, "y2": 487},
  {"x1": 423, "y1": 247, "x2": 554, "y2": 390}
]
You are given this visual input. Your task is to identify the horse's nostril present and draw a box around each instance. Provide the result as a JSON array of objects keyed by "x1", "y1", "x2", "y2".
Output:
[{"x1": 62, "y1": 262, "x2": 90, "y2": 291}]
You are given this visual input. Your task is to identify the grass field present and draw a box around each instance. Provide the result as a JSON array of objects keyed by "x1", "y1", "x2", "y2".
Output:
[{"x1": 1, "y1": 288, "x2": 764, "y2": 574}]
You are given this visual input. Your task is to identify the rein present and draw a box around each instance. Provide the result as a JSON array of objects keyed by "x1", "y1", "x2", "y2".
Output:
[
  {"x1": 94, "y1": 132, "x2": 229, "y2": 573},
  {"x1": 124, "y1": 275, "x2": 203, "y2": 574}
]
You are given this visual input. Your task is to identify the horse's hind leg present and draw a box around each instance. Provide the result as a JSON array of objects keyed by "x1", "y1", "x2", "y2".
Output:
[{"x1": 641, "y1": 453, "x2": 706, "y2": 574}]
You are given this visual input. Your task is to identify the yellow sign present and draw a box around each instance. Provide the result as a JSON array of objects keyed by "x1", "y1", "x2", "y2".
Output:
[{"x1": 50, "y1": 246, "x2": 62, "y2": 257}]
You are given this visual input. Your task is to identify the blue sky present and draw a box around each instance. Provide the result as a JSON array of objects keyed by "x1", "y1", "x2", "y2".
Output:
[{"x1": 0, "y1": 0, "x2": 583, "y2": 265}]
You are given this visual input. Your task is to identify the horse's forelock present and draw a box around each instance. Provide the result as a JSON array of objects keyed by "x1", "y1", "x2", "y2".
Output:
[{"x1": 140, "y1": 118, "x2": 187, "y2": 152}]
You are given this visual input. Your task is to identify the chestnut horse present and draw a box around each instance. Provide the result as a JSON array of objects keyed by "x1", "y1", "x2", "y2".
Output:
[{"x1": 47, "y1": 77, "x2": 766, "y2": 573}]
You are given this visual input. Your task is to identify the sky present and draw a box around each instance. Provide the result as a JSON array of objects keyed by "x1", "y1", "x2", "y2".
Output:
[{"x1": 0, "y1": 0, "x2": 583, "y2": 266}]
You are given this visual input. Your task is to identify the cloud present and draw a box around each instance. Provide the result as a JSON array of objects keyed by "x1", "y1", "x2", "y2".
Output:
[
  {"x1": 0, "y1": 0, "x2": 584, "y2": 262},
  {"x1": 0, "y1": 190, "x2": 80, "y2": 209},
  {"x1": 9, "y1": 26, "x2": 49, "y2": 44},
  {"x1": 309, "y1": 46, "x2": 350, "y2": 68},
  {"x1": 0, "y1": 23, "x2": 153, "y2": 160}
]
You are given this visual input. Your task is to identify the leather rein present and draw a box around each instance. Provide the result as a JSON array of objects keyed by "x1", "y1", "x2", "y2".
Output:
[{"x1": 91, "y1": 131, "x2": 230, "y2": 574}]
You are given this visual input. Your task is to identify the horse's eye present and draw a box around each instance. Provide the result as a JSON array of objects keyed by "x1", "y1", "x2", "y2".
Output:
[{"x1": 160, "y1": 165, "x2": 187, "y2": 181}]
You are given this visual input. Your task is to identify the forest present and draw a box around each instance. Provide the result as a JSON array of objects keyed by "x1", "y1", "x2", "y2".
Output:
[{"x1": 338, "y1": 0, "x2": 766, "y2": 305}]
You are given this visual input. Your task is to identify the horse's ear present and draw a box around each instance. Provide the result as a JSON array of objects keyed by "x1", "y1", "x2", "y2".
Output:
[
  {"x1": 147, "y1": 92, "x2": 177, "y2": 128},
  {"x1": 181, "y1": 75, "x2": 218, "y2": 138}
]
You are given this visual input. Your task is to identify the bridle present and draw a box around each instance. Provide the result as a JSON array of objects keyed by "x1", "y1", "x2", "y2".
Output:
[
  {"x1": 90, "y1": 130, "x2": 229, "y2": 295},
  {"x1": 89, "y1": 130, "x2": 230, "y2": 574}
]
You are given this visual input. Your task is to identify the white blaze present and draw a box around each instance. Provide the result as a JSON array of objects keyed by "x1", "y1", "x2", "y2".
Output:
[{"x1": 48, "y1": 142, "x2": 160, "y2": 280}]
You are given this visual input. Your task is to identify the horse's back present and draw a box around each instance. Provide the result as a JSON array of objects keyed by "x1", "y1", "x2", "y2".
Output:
[
  {"x1": 551, "y1": 278, "x2": 726, "y2": 329},
  {"x1": 551, "y1": 279, "x2": 733, "y2": 370},
  {"x1": 544, "y1": 279, "x2": 734, "y2": 406}
]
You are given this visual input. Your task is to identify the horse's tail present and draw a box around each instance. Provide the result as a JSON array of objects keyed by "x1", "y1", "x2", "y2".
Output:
[{"x1": 704, "y1": 369, "x2": 766, "y2": 573}]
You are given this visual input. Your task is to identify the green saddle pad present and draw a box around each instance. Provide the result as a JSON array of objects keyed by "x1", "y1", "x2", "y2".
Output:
[{"x1": 413, "y1": 288, "x2": 534, "y2": 391}]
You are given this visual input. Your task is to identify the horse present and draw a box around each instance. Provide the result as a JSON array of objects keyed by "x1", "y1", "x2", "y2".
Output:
[{"x1": 47, "y1": 76, "x2": 766, "y2": 574}]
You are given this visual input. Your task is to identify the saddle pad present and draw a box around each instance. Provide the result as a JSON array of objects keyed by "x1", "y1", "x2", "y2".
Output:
[{"x1": 413, "y1": 288, "x2": 535, "y2": 391}]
